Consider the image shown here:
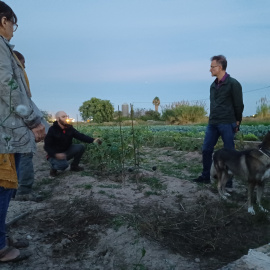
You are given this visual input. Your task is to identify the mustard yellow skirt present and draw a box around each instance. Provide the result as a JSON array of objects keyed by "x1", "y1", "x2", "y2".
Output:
[{"x1": 0, "y1": 154, "x2": 18, "y2": 189}]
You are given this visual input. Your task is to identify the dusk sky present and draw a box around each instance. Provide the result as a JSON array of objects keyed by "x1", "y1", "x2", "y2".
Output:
[{"x1": 5, "y1": 0, "x2": 270, "y2": 119}]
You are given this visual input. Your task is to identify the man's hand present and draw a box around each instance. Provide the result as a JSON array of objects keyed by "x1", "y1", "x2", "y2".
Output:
[
  {"x1": 55, "y1": 153, "x2": 66, "y2": 160},
  {"x1": 235, "y1": 121, "x2": 240, "y2": 133},
  {"x1": 94, "y1": 138, "x2": 102, "y2": 145},
  {"x1": 32, "y1": 123, "x2": 46, "y2": 142}
]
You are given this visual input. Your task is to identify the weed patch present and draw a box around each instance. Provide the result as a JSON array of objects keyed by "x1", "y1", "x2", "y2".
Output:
[
  {"x1": 144, "y1": 191, "x2": 161, "y2": 197},
  {"x1": 140, "y1": 177, "x2": 166, "y2": 190},
  {"x1": 75, "y1": 183, "x2": 93, "y2": 190},
  {"x1": 128, "y1": 198, "x2": 270, "y2": 270},
  {"x1": 19, "y1": 197, "x2": 112, "y2": 257},
  {"x1": 111, "y1": 216, "x2": 127, "y2": 231},
  {"x1": 97, "y1": 184, "x2": 122, "y2": 189}
]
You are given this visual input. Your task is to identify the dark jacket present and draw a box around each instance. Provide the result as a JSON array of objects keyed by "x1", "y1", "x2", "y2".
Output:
[
  {"x1": 209, "y1": 75, "x2": 244, "y2": 124},
  {"x1": 44, "y1": 121, "x2": 94, "y2": 158}
]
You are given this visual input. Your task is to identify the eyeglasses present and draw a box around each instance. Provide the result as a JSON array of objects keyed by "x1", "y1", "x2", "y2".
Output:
[
  {"x1": 210, "y1": 65, "x2": 219, "y2": 69},
  {"x1": 12, "y1": 23, "x2": 18, "y2": 32},
  {"x1": 7, "y1": 19, "x2": 18, "y2": 32}
]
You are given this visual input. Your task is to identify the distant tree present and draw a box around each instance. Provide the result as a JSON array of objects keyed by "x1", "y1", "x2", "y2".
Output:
[
  {"x1": 41, "y1": 110, "x2": 53, "y2": 123},
  {"x1": 113, "y1": 110, "x2": 122, "y2": 119},
  {"x1": 152, "y1": 97, "x2": 160, "y2": 112},
  {"x1": 133, "y1": 108, "x2": 146, "y2": 118},
  {"x1": 140, "y1": 110, "x2": 160, "y2": 121},
  {"x1": 79, "y1": 98, "x2": 114, "y2": 123}
]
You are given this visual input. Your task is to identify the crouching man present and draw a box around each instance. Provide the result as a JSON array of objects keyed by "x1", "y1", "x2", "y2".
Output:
[{"x1": 44, "y1": 111, "x2": 102, "y2": 177}]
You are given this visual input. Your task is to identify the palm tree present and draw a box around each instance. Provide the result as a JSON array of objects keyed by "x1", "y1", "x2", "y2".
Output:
[{"x1": 152, "y1": 97, "x2": 160, "y2": 112}]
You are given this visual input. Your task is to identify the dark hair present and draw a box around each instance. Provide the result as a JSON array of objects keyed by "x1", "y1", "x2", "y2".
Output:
[
  {"x1": 13, "y1": 50, "x2": 24, "y2": 61},
  {"x1": 210, "y1": 55, "x2": 227, "y2": 70},
  {"x1": 0, "y1": 1, "x2": 17, "y2": 26}
]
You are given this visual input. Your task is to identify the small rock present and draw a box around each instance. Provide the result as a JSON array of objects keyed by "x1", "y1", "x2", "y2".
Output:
[
  {"x1": 195, "y1": 258, "x2": 200, "y2": 263},
  {"x1": 61, "y1": 238, "x2": 71, "y2": 246},
  {"x1": 26, "y1": 235, "x2": 32, "y2": 240},
  {"x1": 53, "y1": 243, "x2": 63, "y2": 252}
]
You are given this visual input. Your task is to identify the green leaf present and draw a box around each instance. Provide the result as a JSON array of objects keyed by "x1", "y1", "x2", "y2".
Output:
[{"x1": 141, "y1": 247, "x2": 146, "y2": 258}]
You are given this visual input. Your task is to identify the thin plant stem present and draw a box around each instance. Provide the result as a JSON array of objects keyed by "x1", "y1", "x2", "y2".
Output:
[
  {"x1": 118, "y1": 105, "x2": 125, "y2": 185},
  {"x1": 130, "y1": 104, "x2": 139, "y2": 184},
  {"x1": 130, "y1": 104, "x2": 137, "y2": 166}
]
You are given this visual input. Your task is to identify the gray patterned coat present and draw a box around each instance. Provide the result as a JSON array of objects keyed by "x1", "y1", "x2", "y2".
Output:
[{"x1": 0, "y1": 36, "x2": 41, "y2": 153}]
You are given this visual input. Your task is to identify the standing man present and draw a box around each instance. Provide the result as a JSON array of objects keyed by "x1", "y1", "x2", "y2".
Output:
[
  {"x1": 13, "y1": 50, "x2": 50, "y2": 202},
  {"x1": 193, "y1": 55, "x2": 244, "y2": 186},
  {"x1": 44, "y1": 111, "x2": 102, "y2": 177}
]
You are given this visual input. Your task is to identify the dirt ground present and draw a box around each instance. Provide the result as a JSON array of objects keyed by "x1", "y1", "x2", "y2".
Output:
[{"x1": 3, "y1": 142, "x2": 270, "y2": 270}]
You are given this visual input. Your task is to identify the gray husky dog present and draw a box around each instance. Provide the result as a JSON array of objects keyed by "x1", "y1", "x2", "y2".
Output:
[{"x1": 210, "y1": 131, "x2": 270, "y2": 214}]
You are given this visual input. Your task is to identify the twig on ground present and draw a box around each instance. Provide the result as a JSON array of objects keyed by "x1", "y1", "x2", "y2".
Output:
[{"x1": 5, "y1": 211, "x2": 31, "y2": 227}]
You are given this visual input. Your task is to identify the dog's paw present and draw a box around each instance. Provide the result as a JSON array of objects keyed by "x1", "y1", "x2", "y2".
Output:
[
  {"x1": 218, "y1": 190, "x2": 230, "y2": 200},
  {"x1": 219, "y1": 194, "x2": 227, "y2": 200},
  {"x1": 248, "y1": 206, "x2": 255, "y2": 215},
  {"x1": 259, "y1": 205, "x2": 269, "y2": 213}
]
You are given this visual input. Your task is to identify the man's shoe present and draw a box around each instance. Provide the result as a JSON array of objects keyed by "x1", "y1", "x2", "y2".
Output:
[
  {"x1": 15, "y1": 192, "x2": 43, "y2": 202},
  {"x1": 193, "y1": 176, "x2": 210, "y2": 184},
  {"x1": 70, "y1": 165, "x2": 84, "y2": 172},
  {"x1": 49, "y1": 169, "x2": 58, "y2": 178}
]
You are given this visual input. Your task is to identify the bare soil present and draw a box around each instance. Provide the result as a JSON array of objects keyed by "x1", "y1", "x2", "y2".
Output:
[{"x1": 3, "y1": 142, "x2": 270, "y2": 270}]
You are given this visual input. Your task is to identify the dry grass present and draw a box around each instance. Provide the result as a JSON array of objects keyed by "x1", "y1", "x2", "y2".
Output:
[{"x1": 128, "y1": 196, "x2": 270, "y2": 269}]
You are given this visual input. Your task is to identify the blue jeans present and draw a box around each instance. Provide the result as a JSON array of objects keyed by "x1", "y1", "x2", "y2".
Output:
[
  {"x1": 0, "y1": 187, "x2": 15, "y2": 249},
  {"x1": 48, "y1": 144, "x2": 85, "y2": 171},
  {"x1": 16, "y1": 153, "x2": 34, "y2": 195},
  {"x1": 201, "y1": 123, "x2": 236, "y2": 179},
  {"x1": 14, "y1": 153, "x2": 21, "y2": 179},
  {"x1": 0, "y1": 154, "x2": 19, "y2": 249}
]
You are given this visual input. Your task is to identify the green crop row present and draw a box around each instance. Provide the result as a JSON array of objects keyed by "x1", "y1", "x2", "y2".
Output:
[
  {"x1": 149, "y1": 125, "x2": 269, "y2": 139},
  {"x1": 74, "y1": 124, "x2": 268, "y2": 173}
]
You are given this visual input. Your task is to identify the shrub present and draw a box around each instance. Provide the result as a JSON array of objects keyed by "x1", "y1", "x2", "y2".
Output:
[
  {"x1": 256, "y1": 97, "x2": 270, "y2": 119},
  {"x1": 161, "y1": 101, "x2": 207, "y2": 124},
  {"x1": 242, "y1": 133, "x2": 259, "y2": 141},
  {"x1": 140, "y1": 110, "x2": 161, "y2": 121}
]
